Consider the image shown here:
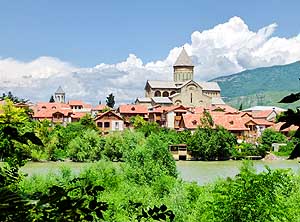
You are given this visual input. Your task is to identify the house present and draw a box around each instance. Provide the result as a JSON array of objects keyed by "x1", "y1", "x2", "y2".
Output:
[
  {"x1": 68, "y1": 100, "x2": 92, "y2": 113},
  {"x1": 94, "y1": 110, "x2": 124, "y2": 134},
  {"x1": 118, "y1": 104, "x2": 148, "y2": 128},
  {"x1": 148, "y1": 105, "x2": 192, "y2": 129},
  {"x1": 91, "y1": 104, "x2": 109, "y2": 117},
  {"x1": 271, "y1": 122, "x2": 299, "y2": 136},
  {"x1": 32, "y1": 102, "x2": 73, "y2": 125}
]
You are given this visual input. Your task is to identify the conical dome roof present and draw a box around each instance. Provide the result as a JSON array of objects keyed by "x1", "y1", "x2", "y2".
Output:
[
  {"x1": 55, "y1": 86, "x2": 65, "y2": 94},
  {"x1": 174, "y1": 48, "x2": 194, "y2": 67}
]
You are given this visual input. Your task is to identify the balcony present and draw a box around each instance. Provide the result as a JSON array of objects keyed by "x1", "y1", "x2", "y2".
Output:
[
  {"x1": 52, "y1": 118, "x2": 63, "y2": 123},
  {"x1": 175, "y1": 116, "x2": 182, "y2": 121}
]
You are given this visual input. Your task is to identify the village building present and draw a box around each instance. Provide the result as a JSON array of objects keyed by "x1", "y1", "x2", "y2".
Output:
[
  {"x1": 136, "y1": 48, "x2": 224, "y2": 107},
  {"x1": 148, "y1": 105, "x2": 192, "y2": 129},
  {"x1": 118, "y1": 104, "x2": 148, "y2": 128},
  {"x1": 32, "y1": 102, "x2": 73, "y2": 125},
  {"x1": 91, "y1": 104, "x2": 109, "y2": 117},
  {"x1": 94, "y1": 110, "x2": 124, "y2": 134}
]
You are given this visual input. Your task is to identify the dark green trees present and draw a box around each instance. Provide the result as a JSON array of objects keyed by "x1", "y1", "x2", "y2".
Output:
[
  {"x1": 49, "y1": 95, "x2": 55, "y2": 103},
  {"x1": 278, "y1": 92, "x2": 300, "y2": 159},
  {"x1": 106, "y1": 93, "x2": 115, "y2": 108}
]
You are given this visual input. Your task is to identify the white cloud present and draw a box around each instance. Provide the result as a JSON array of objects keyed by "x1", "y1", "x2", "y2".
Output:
[{"x1": 1, "y1": 16, "x2": 300, "y2": 104}]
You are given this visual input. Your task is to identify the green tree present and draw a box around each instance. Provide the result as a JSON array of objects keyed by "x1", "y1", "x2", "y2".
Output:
[
  {"x1": 0, "y1": 99, "x2": 42, "y2": 166},
  {"x1": 49, "y1": 95, "x2": 55, "y2": 103},
  {"x1": 106, "y1": 93, "x2": 115, "y2": 108},
  {"x1": 278, "y1": 92, "x2": 300, "y2": 158},
  {"x1": 0, "y1": 91, "x2": 28, "y2": 103}
]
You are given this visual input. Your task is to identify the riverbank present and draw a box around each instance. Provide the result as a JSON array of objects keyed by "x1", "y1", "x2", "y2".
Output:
[{"x1": 19, "y1": 159, "x2": 300, "y2": 185}]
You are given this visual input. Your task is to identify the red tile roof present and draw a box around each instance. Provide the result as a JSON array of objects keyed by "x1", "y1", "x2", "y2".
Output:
[
  {"x1": 252, "y1": 110, "x2": 275, "y2": 118},
  {"x1": 94, "y1": 110, "x2": 123, "y2": 121},
  {"x1": 68, "y1": 100, "x2": 84, "y2": 106},
  {"x1": 68, "y1": 100, "x2": 92, "y2": 109},
  {"x1": 71, "y1": 112, "x2": 88, "y2": 119},
  {"x1": 271, "y1": 122, "x2": 299, "y2": 132},
  {"x1": 183, "y1": 112, "x2": 249, "y2": 131},
  {"x1": 33, "y1": 102, "x2": 72, "y2": 118},
  {"x1": 119, "y1": 105, "x2": 148, "y2": 114},
  {"x1": 92, "y1": 104, "x2": 108, "y2": 111}
]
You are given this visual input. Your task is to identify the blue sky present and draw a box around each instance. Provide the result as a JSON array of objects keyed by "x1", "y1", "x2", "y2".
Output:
[
  {"x1": 0, "y1": 0, "x2": 300, "y2": 104},
  {"x1": 1, "y1": 0, "x2": 300, "y2": 66}
]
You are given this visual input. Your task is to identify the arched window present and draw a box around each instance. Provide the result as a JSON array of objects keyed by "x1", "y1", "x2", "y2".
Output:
[
  {"x1": 154, "y1": 91, "x2": 161, "y2": 97},
  {"x1": 175, "y1": 100, "x2": 182, "y2": 105},
  {"x1": 162, "y1": 91, "x2": 169, "y2": 97}
]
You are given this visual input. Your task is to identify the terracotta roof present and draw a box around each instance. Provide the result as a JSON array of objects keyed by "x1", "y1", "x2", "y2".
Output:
[
  {"x1": 32, "y1": 102, "x2": 72, "y2": 118},
  {"x1": 71, "y1": 112, "x2": 88, "y2": 119},
  {"x1": 271, "y1": 122, "x2": 299, "y2": 132},
  {"x1": 183, "y1": 111, "x2": 250, "y2": 131},
  {"x1": 212, "y1": 113, "x2": 249, "y2": 131},
  {"x1": 252, "y1": 119, "x2": 274, "y2": 126},
  {"x1": 92, "y1": 104, "x2": 108, "y2": 111},
  {"x1": 252, "y1": 110, "x2": 275, "y2": 119},
  {"x1": 182, "y1": 113, "x2": 202, "y2": 129},
  {"x1": 119, "y1": 104, "x2": 148, "y2": 114},
  {"x1": 194, "y1": 104, "x2": 238, "y2": 114},
  {"x1": 94, "y1": 110, "x2": 123, "y2": 121}
]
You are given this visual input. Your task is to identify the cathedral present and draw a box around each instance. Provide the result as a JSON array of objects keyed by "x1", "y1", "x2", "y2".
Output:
[{"x1": 136, "y1": 48, "x2": 224, "y2": 107}]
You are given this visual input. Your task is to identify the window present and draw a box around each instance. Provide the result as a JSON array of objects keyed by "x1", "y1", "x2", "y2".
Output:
[
  {"x1": 190, "y1": 93, "x2": 193, "y2": 103},
  {"x1": 104, "y1": 122, "x2": 110, "y2": 128},
  {"x1": 154, "y1": 91, "x2": 161, "y2": 97},
  {"x1": 115, "y1": 122, "x2": 119, "y2": 130},
  {"x1": 162, "y1": 91, "x2": 169, "y2": 97},
  {"x1": 97, "y1": 122, "x2": 103, "y2": 127}
]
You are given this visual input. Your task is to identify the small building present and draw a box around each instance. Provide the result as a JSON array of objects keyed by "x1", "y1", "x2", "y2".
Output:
[
  {"x1": 118, "y1": 104, "x2": 148, "y2": 128},
  {"x1": 91, "y1": 104, "x2": 109, "y2": 117},
  {"x1": 32, "y1": 102, "x2": 73, "y2": 125},
  {"x1": 94, "y1": 110, "x2": 124, "y2": 134}
]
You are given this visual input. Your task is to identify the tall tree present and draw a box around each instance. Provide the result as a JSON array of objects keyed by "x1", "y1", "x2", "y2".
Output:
[
  {"x1": 0, "y1": 91, "x2": 28, "y2": 103},
  {"x1": 278, "y1": 92, "x2": 300, "y2": 159},
  {"x1": 106, "y1": 93, "x2": 115, "y2": 108},
  {"x1": 49, "y1": 95, "x2": 55, "y2": 103}
]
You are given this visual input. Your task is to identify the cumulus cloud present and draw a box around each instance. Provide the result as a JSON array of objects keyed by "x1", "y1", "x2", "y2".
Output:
[{"x1": 1, "y1": 16, "x2": 300, "y2": 104}]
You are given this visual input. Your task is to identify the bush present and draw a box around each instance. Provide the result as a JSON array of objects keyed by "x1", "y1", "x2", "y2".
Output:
[{"x1": 67, "y1": 129, "x2": 102, "y2": 162}]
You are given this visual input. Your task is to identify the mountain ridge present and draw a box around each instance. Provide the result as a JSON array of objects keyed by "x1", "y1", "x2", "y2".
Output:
[{"x1": 209, "y1": 61, "x2": 300, "y2": 109}]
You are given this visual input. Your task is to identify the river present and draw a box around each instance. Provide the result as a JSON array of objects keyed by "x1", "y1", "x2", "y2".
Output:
[{"x1": 20, "y1": 159, "x2": 300, "y2": 185}]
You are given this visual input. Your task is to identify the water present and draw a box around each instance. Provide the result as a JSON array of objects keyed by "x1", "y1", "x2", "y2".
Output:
[
  {"x1": 20, "y1": 160, "x2": 300, "y2": 185},
  {"x1": 176, "y1": 160, "x2": 300, "y2": 185}
]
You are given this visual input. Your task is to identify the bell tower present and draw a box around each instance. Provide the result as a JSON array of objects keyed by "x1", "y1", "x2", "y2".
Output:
[
  {"x1": 54, "y1": 86, "x2": 65, "y2": 103},
  {"x1": 173, "y1": 47, "x2": 194, "y2": 82}
]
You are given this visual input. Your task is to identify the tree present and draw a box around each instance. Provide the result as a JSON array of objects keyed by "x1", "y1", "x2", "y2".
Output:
[
  {"x1": 278, "y1": 92, "x2": 300, "y2": 159},
  {"x1": 239, "y1": 103, "x2": 243, "y2": 111},
  {"x1": 49, "y1": 95, "x2": 55, "y2": 103},
  {"x1": 106, "y1": 93, "x2": 115, "y2": 108},
  {"x1": 0, "y1": 91, "x2": 28, "y2": 103}
]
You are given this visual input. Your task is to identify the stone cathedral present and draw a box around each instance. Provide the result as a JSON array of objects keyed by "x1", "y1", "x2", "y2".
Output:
[{"x1": 136, "y1": 48, "x2": 224, "y2": 107}]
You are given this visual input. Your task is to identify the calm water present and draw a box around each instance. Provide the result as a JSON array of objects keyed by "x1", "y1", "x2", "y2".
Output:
[
  {"x1": 176, "y1": 160, "x2": 300, "y2": 185},
  {"x1": 20, "y1": 160, "x2": 300, "y2": 185}
]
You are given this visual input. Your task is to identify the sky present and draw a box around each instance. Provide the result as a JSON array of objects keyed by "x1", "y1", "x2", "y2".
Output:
[{"x1": 0, "y1": 0, "x2": 300, "y2": 104}]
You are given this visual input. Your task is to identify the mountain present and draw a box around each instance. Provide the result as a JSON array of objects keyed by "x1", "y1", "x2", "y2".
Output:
[{"x1": 210, "y1": 61, "x2": 300, "y2": 109}]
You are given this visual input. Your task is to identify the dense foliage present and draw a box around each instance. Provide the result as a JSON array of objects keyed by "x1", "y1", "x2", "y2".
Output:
[{"x1": 2, "y1": 97, "x2": 300, "y2": 221}]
